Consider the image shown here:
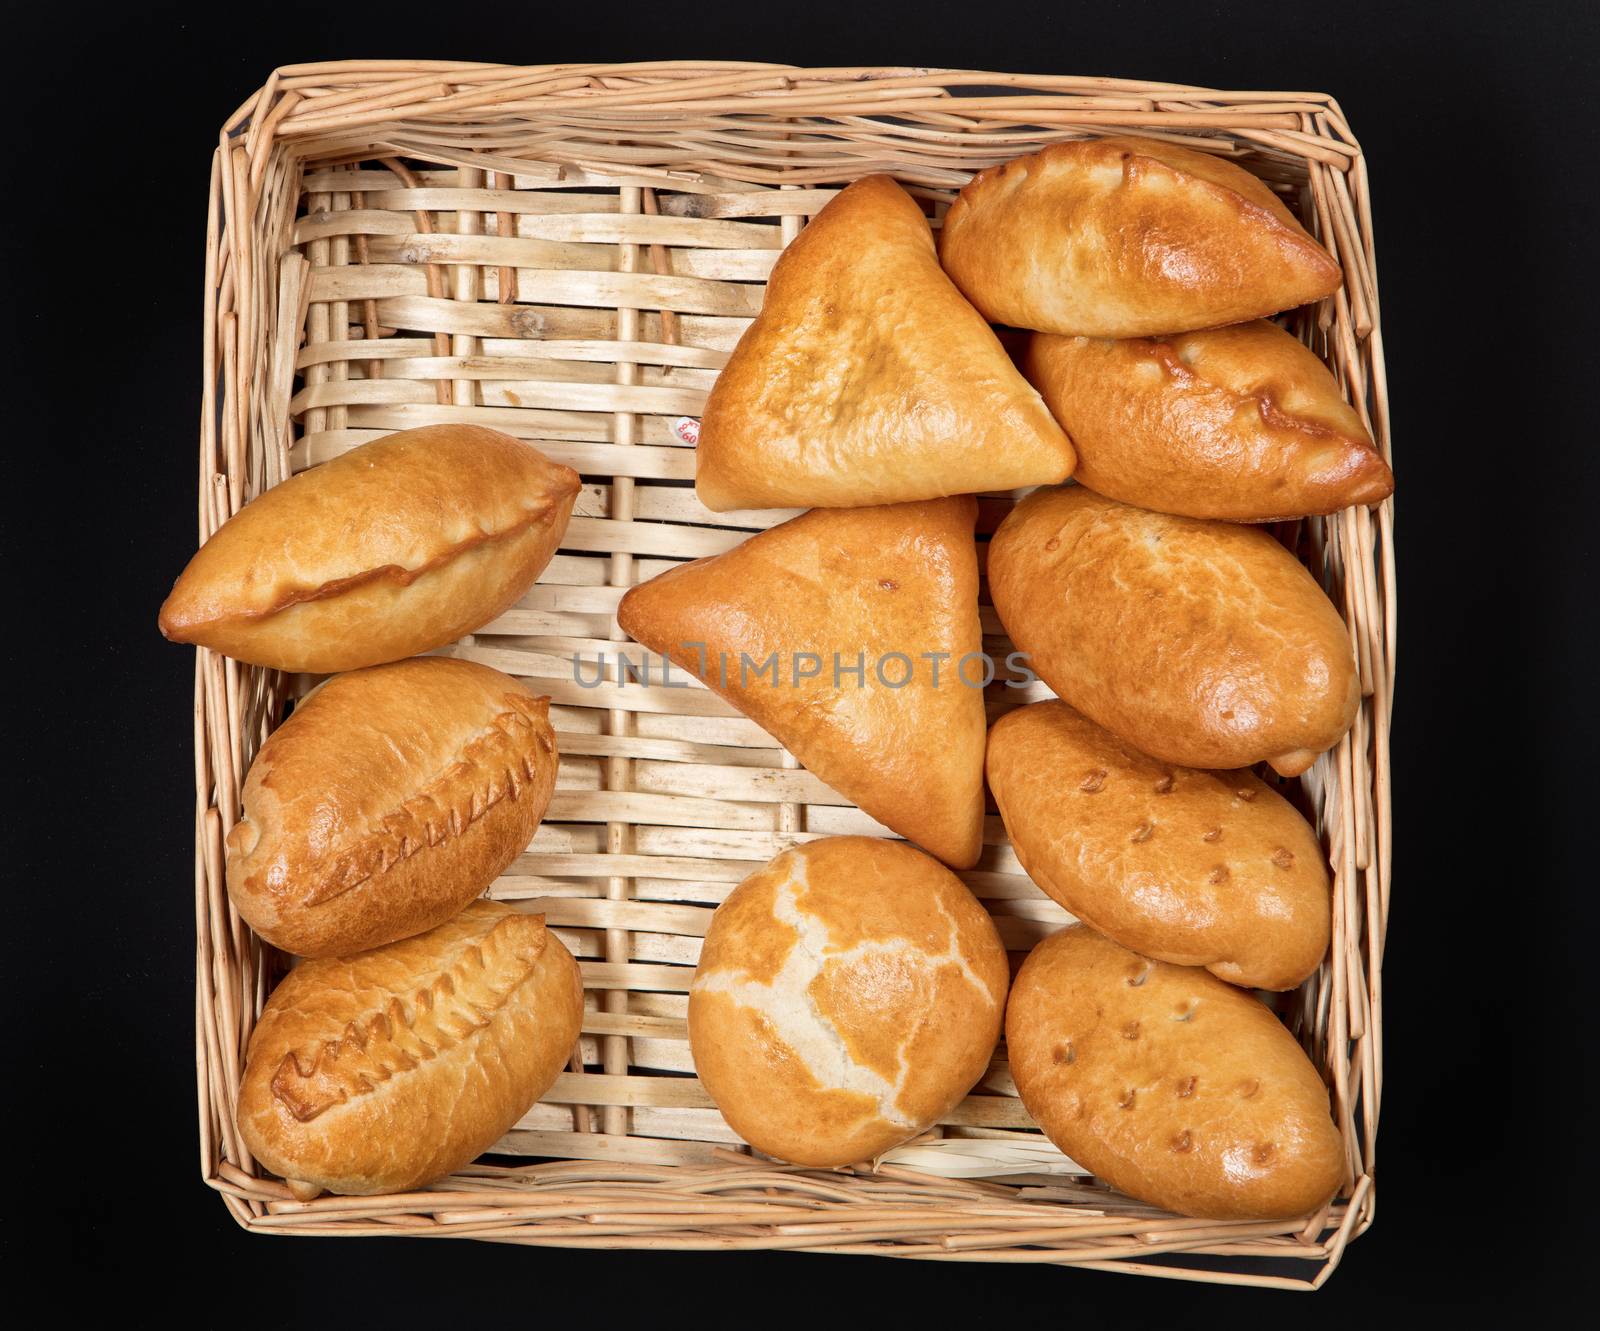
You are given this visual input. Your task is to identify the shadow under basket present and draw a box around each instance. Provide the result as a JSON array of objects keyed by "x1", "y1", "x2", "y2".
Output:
[{"x1": 192, "y1": 61, "x2": 1394, "y2": 1290}]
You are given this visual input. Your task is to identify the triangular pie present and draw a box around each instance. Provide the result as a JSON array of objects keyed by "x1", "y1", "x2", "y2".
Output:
[
  {"x1": 616, "y1": 497, "x2": 987, "y2": 867},
  {"x1": 940, "y1": 136, "x2": 1343, "y2": 338},
  {"x1": 694, "y1": 175, "x2": 1075, "y2": 511}
]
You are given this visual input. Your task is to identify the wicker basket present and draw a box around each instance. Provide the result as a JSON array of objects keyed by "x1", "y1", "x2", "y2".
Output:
[{"x1": 192, "y1": 61, "x2": 1393, "y2": 1290}]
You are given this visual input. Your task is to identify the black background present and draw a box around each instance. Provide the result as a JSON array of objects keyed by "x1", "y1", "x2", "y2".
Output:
[{"x1": 12, "y1": 0, "x2": 1595, "y2": 1318}]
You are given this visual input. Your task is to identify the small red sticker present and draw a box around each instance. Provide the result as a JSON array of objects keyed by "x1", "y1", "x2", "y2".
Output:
[{"x1": 674, "y1": 416, "x2": 701, "y2": 445}]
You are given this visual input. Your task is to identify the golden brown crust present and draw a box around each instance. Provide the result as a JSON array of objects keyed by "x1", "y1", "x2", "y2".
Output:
[
  {"x1": 617, "y1": 498, "x2": 987, "y2": 867},
  {"x1": 238, "y1": 902, "x2": 583, "y2": 1197},
  {"x1": 689, "y1": 837, "x2": 1008, "y2": 1166},
  {"x1": 1024, "y1": 321, "x2": 1393, "y2": 521},
  {"x1": 159, "y1": 425, "x2": 580, "y2": 671},
  {"x1": 226, "y1": 658, "x2": 558, "y2": 958},
  {"x1": 986, "y1": 702, "x2": 1329, "y2": 990},
  {"x1": 1006, "y1": 926, "x2": 1345, "y2": 1219},
  {"x1": 987, "y1": 486, "x2": 1358, "y2": 776},
  {"x1": 939, "y1": 137, "x2": 1342, "y2": 337},
  {"x1": 695, "y1": 174, "x2": 1074, "y2": 510}
]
